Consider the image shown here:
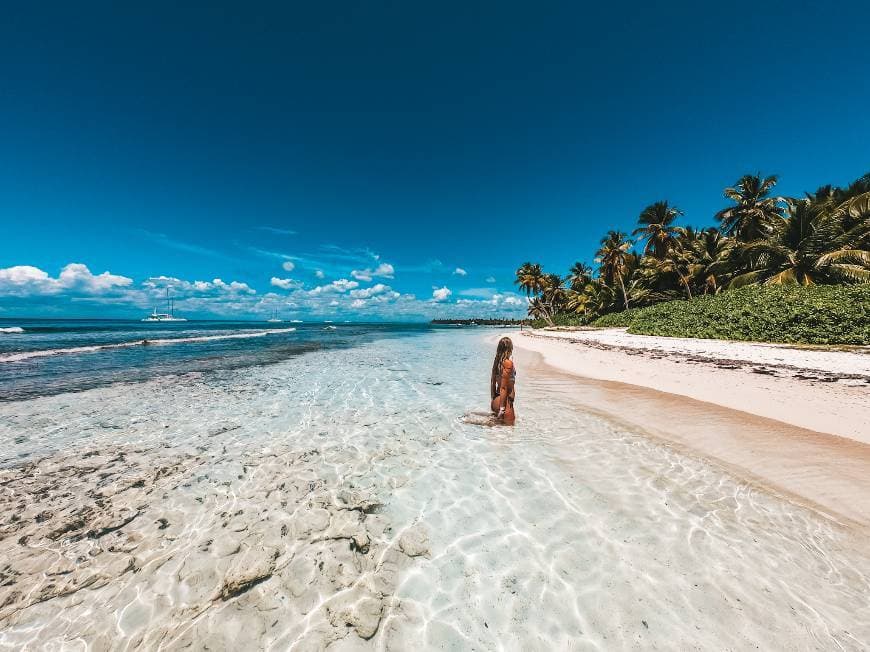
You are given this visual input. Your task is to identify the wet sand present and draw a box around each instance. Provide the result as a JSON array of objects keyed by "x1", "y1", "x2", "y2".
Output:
[{"x1": 508, "y1": 329, "x2": 870, "y2": 527}]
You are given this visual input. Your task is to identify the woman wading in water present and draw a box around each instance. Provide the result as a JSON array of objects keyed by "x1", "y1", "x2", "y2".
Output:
[{"x1": 491, "y1": 337, "x2": 516, "y2": 425}]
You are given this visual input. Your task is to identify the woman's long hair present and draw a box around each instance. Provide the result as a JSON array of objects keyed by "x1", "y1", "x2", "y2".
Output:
[{"x1": 491, "y1": 337, "x2": 513, "y2": 399}]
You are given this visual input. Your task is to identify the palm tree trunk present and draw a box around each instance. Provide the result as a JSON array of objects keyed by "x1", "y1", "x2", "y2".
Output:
[
  {"x1": 678, "y1": 273, "x2": 693, "y2": 299},
  {"x1": 542, "y1": 306, "x2": 555, "y2": 327},
  {"x1": 617, "y1": 274, "x2": 630, "y2": 310}
]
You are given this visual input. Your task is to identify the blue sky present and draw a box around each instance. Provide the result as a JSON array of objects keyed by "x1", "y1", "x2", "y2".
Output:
[{"x1": 1, "y1": 1, "x2": 869, "y2": 320}]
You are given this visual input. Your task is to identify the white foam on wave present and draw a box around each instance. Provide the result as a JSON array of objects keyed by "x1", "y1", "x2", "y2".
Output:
[
  {"x1": 0, "y1": 328, "x2": 296, "y2": 363},
  {"x1": 0, "y1": 327, "x2": 25, "y2": 334}
]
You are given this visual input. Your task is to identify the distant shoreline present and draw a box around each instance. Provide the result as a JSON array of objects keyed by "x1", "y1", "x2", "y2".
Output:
[{"x1": 431, "y1": 318, "x2": 527, "y2": 326}]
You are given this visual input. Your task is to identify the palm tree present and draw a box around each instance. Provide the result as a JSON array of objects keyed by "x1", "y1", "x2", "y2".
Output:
[
  {"x1": 541, "y1": 273, "x2": 568, "y2": 318},
  {"x1": 567, "y1": 262, "x2": 593, "y2": 290},
  {"x1": 632, "y1": 201, "x2": 684, "y2": 259},
  {"x1": 575, "y1": 279, "x2": 614, "y2": 317},
  {"x1": 838, "y1": 172, "x2": 870, "y2": 203},
  {"x1": 527, "y1": 297, "x2": 550, "y2": 322},
  {"x1": 729, "y1": 192, "x2": 870, "y2": 286},
  {"x1": 716, "y1": 174, "x2": 785, "y2": 242},
  {"x1": 685, "y1": 227, "x2": 737, "y2": 294},
  {"x1": 659, "y1": 246, "x2": 696, "y2": 299},
  {"x1": 512, "y1": 171, "x2": 867, "y2": 326},
  {"x1": 515, "y1": 263, "x2": 558, "y2": 325},
  {"x1": 515, "y1": 262, "x2": 545, "y2": 298},
  {"x1": 595, "y1": 231, "x2": 633, "y2": 310},
  {"x1": 564, "y1": 288, "x2": 591, "y2": 317}
]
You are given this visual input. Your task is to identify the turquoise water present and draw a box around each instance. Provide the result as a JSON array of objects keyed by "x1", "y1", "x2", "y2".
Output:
[{"x1": 0, "y1": 319, "x2": 445, "y2": 401}]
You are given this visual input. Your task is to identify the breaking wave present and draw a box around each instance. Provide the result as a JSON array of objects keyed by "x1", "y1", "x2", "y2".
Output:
[{"x1": 0, "y1": 328, "x2": 296, "y2": 362}]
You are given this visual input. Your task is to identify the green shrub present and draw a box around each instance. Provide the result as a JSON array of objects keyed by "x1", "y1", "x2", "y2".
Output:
[
  {"x1": 617, "y1": 285, "x2": 869, "y2": 345},
  {"x1": 590, "y1": 308, "x2": 642, "y2": 328}
]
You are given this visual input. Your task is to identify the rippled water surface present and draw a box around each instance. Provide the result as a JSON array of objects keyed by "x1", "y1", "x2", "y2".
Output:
[
  {"x1": 0, "y1": 319, "x2": 435, "y2": 401},
  {"x1": 1, "y1": 329, "x2": 868, "y2": 650}
]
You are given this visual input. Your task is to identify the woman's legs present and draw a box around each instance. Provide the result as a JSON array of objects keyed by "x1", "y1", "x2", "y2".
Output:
[
  {"x1": 502, "y1": 398, "x2": 515, "y2": 425},
  {"x1": 491, "y1": 395, "x2": 516, "y2": 424}
]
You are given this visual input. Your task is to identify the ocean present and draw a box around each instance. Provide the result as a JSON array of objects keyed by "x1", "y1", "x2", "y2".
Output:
[
  {"x1": 0, "y1": 318, "x2": 441, "y2": 401},
  {"x1": 1, "y1": 322, "x2": 868, "y2": 648}
]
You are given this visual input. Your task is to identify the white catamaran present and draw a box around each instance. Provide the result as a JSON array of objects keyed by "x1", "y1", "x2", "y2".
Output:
[{"x1": 142, "y1": 288, "x2": 187, "y2": 322}]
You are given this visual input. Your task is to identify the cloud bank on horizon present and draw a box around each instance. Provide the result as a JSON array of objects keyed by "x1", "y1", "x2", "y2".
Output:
[{"x1": 0, "y1": 245, "x2": 528, "y2": 321}]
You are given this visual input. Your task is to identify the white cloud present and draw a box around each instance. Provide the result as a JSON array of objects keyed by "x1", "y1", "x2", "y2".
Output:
[
  {"x1": 0, "y1": 260, "x2": 526, "y2": 321},
  {"x1": 0, "y1": 266, "x2": 54, "y2": 295},
  {"x1": 270, "y1": 277, "x2": 300, "y2": 290},
  {"x1": 332, "y1": 278, "x2": 358, "y2": 291},
  {"x1": 211, "y1": 279, "x2": 255, "y2": 294},
  {"x1": 143, "y1": 276, "x2": 255, "y2": 295},
  {"x1": 0, "y1": 263, "x2": 132, "y2": 296},
  {"x1": 453, "y1": 267, "x2": 467, "y2": 276},
  {"x1": 135, "y1": 230, "x2": 224, "y2": 259},
  {"x1": 282, "y1": 260, "x2": 295, "y2": 272},
  {"x1": 351, "y1": 262, "x2": 394, "y2": 282},
  {"x1": 257, "y1": 226, "x2": 296, "y2": 236},
  {"x1": 0, "y1": 264, "x2": 274, "y2": 319},
  {"x1": 60, "y1": 264, "x2": 132, "y2": 292},
  {"x1": 308, "y1": 278, "x2": 358, "y2": 295},
  {"x1": 459, "y1": 287, "x2": 495, "y2": 298},
  {"x1": 431, "y1": 286, "x2": 452, "y2": 302},
  {"x1": 315, "y1": 270, "x2": 325, "y2": 279},
  {"x1": 454, "y1": 292, "x2": 527, "y2": 309},
  {"x1": 486, "y1": 276, "x2": 496, "y2": 283},
  {"x1": 349, "y1": 283, "x2": 391, "y2": 299}
]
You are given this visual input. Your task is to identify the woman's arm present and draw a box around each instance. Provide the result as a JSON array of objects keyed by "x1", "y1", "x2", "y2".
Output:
[{"x1": 497, "y1": 360, "x2": 514, "y2": 414}]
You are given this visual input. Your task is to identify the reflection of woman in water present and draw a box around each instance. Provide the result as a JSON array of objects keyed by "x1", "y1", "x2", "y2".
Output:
[{"x1": 490, "y1": 337, "x2": 516, "y2": 425}]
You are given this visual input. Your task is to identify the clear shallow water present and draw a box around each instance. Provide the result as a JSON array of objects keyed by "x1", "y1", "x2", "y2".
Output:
[
  {"x1": 0, "y1": 329, "x2": 868, "y2": 649},
  {"x1": 0, "y1": 319, "x2": 439, "y2": 401}
]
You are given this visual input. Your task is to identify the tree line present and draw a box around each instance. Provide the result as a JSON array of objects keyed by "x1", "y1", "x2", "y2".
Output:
[{"x1": 515, "y1": 172, "x2": 870, "y2": 326}]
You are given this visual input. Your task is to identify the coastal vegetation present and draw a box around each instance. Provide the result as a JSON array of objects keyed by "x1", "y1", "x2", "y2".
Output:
[
  {"x1": 517, "y1": 172, "x2": 870, "y2": 343},
  {"x1": 591, "y1": 285, "x2": 870, "y2": 345}
]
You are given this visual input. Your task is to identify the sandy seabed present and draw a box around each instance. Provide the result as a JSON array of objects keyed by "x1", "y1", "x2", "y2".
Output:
[
  {"x1": 0, "y1": 396, "x2": 428, "y2": 650},
  {"x1": 2, "y1": 330, "x2": 870, "y2": 650}
]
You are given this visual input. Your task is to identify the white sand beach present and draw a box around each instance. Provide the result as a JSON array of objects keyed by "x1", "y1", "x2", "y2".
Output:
[
  {"x1": 509, "y1": 328, "x2": 870, "y2": 526},
  {"x1": 513, "y1": 328, "x2": 870, "y2": 442}
]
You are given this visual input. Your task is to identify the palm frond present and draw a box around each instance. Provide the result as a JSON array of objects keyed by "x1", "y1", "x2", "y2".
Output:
[
  {"x1": 832, "y1": 191, "x2": 870, "y2": 220},
  {"x1": 763, "y1": 268, "x2": 798, "y2": 285},
  {"x1": 728, "y1": 270, "x2": 763, "y2": 288},
  {"x1": 816, "y1": 249, "x2": 870, "y2": 267},
  {"x1": 826, "y1": 264, "x2": 870, "y2": 284}
]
